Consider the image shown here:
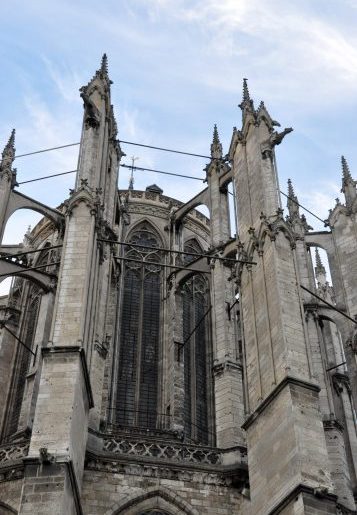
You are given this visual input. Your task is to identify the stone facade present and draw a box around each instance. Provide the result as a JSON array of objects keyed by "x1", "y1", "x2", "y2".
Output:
[{"x1": 0, "y1": 59, "x2": 356, "y2": 514}]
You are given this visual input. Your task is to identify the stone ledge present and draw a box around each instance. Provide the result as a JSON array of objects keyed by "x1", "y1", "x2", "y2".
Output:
[
  {"x1": 266, "y1": 483, "x2": 338, "y2": 515},
  {"x1": 242, "y1": 375, "x2": 320, "y2": 430},
  {"x1": 42, "y1": 346, "x2": 94, "y2": 408}
]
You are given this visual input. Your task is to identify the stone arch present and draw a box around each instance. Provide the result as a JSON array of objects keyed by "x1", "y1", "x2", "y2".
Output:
[
  {"x1": 107, "y1": 487, "x2": 199, "y2": 515},
  {"x1": 125, "y1": 218, "x2": 166, "y2": 249},
  {"x1": 219, "y1": 168, "x2": 233, "y2": 192},
  {"x1": 0, "y1": 500, "x2": 17, "y2": 514},
  {"x1": 0, "y1": 259, "x2": 54, "y2": 291},
  {"x1": 174, "y1": 188, "x2": 210, "y2": 225},
  {"x1": 4, "y1": 190, "x2": 63, "y2": 233},
  {"x1": 318, "y1": 310, "x2": 351, "y2": 347},
  {"x1": 172, "y1": 257, "x2": 211, "y2": 290},
  {"x1": 182, "y1": 237, "x2": 203, "y2": 264}
]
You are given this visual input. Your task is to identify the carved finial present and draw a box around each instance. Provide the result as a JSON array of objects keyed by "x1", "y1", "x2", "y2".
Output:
[
  {"x1": 315, "y1": 247, "x2": 326, "y2": 276},
  {"x1": 239, "y1": 78, "x2": 254, "y2": 113},
  {"x1": 287, "y1": 178, "x2": 300, "y2": 220},
  {"x1": 101, "y1": 53, "x2": 108, "y2": 75},
  {"x1": 287, "y1": 178, "x2": 295, "y2": 198},
  {"x1": 1, "y1": 130, "x2": 17, "y2": 187},
  {"x1": 1, "y1": 129, "x2": 16, "y2": 165},
  {"x1": 341, "y1": 155, "x2": 356, "y2": 208},
  {"x1": 243, "y1": 78, "x2": 250, "y2": 102},
  {"x1": 341, "y1": 155, "x2": 352, "y2": 182},
  {"x1": 211, "y1": 124, "x2": 222, "y2": 159}
]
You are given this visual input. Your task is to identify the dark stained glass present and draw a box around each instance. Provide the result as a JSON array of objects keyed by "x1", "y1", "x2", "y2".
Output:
[
  {"x1": 182, "y1": 239, "x2": 210, "y2": 444},
  {"x1": 116, "y1": 223, "x2": 162, "y2": 429}
]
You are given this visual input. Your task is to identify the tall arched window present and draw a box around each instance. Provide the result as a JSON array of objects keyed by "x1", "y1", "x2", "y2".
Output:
[
  {"x1": 4, "y1": 285, "x2": 40, "y2": 437},
  {"x1": 3, "y1": 244, "x2": 53, "y2": 439},
  {"x1": 182, "y1": 239, "x2": 212, "y2": 444},
  {"x1": 115, "y1": 223, "x2": 162, "y2": 429}
]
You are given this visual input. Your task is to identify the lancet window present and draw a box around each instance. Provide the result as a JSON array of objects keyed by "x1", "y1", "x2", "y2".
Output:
[
  {"x1": 182, "y1": 239, "x2": 212, "y2": 445},
  {"x1": 3, "y1": 244, "x2": 54, "y2": 438},
  {"x1": 115, "y1": 222, "x2": 162, "y2": 429},
  {"x1": 4, "y1": 286, "x2": 40, "y2": 437}
]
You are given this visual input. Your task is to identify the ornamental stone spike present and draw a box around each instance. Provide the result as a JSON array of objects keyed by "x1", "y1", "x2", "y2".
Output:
[
  {"x1": 211, "y1": 124, "x2": 223, "y2": 159},
  {"x1": 341, "y1": 155, "x2": 356, "y2": 208},
  {"x1": 287, "y1": 178, "x2": 296, "y2": 199},
  {"x1": 101, "y1": 53, "x2": 108, "y2": 75},
  {"x1": 243, "y1": 78, "x2": 250, "y2": 102},
  {"x1": 315, "y1": 247, "x2": 326, "y2": 276},
  {"x1": 1, "y1": 129, "x2": 16, "y2": 169},
  {"x1": 341, "y1": 155, "x2": 353, "y2": 183},
  {"x1": 287, "y1": 178, "x2": 299, "y2": 218},
  {"x1": 239, "y1": 78, "x2": 254, "y2": 112}
]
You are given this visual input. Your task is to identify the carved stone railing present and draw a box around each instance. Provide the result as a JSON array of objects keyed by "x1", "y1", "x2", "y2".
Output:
[
  {"x1": 104, "y1": 436, "x2": 225, "y2": 465},
  {"x1": 0, "y1": 440, "x2": 29, "y2": 465}
]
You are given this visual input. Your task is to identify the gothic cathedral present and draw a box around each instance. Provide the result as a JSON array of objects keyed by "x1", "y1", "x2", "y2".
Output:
[{"x1": 0, "y1": 56, "x2": 356, "y2": 514}]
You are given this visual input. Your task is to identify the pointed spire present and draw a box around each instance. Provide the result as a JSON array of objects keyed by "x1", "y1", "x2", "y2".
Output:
[
  {"x1": 100, "y1": 53, "x2": 108, "y2": 75},
  {"x1": 211, "y1": 124, "x2": 222, "y2": 159},
  {"x1": 287, "y1": 178, "x2": 295, "y2": 199},
  {"x1": 1, "y1": 129, "x2": 16, "y2": 170},
  {"x1": 287, "y1": 178, "x2": 300, "y2": 219},
  {"x1": 239, "y1": 78, "x2": 254, "y2": 115},
  {"x1": 315, "y1": 247, "x2": 326, "y2": 276},
  {"x1": 341, "y1": 155, "x2": 356, "y2": 208},
  {"x1": 341, "y1": 155, "x2": 352, "y2": 182},
  {"x1": 242, "y1": 78, "x2": 250, "y2": 103}
]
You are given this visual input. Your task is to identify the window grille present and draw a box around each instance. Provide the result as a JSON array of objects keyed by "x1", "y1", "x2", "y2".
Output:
[
  {"x1": 182, "y1": 239, "x2": 210, "y2": 444},
  {"x1": 115, "y1": 223, "x2": 162, "y2": 429}
]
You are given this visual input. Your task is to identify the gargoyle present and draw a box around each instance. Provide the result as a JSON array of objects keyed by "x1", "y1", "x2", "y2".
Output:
[
  {"x1": 261, "y1": 127, "x2": 293, "y2": 158},
  {"x1": 80, "y1": 88, "x2": 100, "y2": 129}
]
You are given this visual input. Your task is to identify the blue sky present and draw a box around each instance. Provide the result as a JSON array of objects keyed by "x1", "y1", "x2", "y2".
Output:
[{"x1": 1, "y1": 0, "x2": 357, "y2": 246}]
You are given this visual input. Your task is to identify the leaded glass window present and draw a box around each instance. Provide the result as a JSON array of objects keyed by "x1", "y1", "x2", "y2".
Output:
[
  {"x1": 5, "y1": 287, "x2": 40, "y2": 437},
  {"x1": 115, "y1": 223, "x2": 162, "y2": 429},
  {"x1": 182, "y1": 239, "x2": 211, "y2": 444}
]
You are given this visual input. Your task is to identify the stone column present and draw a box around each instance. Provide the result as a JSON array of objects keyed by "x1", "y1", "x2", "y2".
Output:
[{"x1": 166, "y1": 281, "x2": 185, "y2": 433}]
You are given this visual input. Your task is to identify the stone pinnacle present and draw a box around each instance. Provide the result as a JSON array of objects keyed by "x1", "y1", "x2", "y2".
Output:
[
  {"x1": 287, "y1": 178, "x2": 296, "y2": 199},
  {"x1": 242, "y1": 78, "x2": 250, "y2": 102},
  {"x1": 101, "y1": 53, "x2": 108, "y2": 75},
  {"x1": 210, "y1": 124, "x2": 222, "y2": 158},
  {"x1": 315, "y1": 247, "x2": 326, "y2": 275},
  {"x1": 1, "y1": 129, "x2": 16, "y2": 162},
  {"x1": 341, "y1": 155, "x2": 352, "y2": 182}
]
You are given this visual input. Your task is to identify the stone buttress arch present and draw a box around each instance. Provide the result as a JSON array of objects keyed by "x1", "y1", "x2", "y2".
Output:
[
  {"x1": 174, "y1": 188, "x2": 210, "y2": 225},
  {"x1": 5, "y1": 190, "x2": 64, "y2": 230}
]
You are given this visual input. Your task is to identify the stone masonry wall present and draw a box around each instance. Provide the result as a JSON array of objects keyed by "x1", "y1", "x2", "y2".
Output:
[{"x1": 81, "y1": 470, "x2": 245, "y2": 514}]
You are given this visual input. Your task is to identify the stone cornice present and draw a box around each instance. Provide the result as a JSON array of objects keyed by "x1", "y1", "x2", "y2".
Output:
[
  {"x1": 85, "y1": 449, "x2": 248, "y2": 487},
  {"x1": 242, "y1": 376, "x2": 320, "y2": 430}
]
